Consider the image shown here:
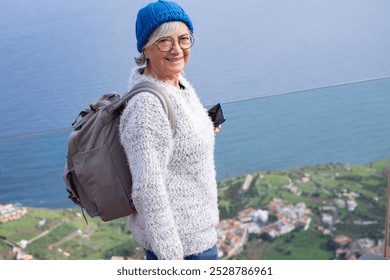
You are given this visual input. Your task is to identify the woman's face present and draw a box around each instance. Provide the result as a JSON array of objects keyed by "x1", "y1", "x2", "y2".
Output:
[{"x1": 144, "y1": 22, "x2": 191, "y2": 82}]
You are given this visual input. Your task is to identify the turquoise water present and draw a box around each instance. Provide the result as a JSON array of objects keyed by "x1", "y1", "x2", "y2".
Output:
[
  {"x1": 215, "y1": 78, "x2": 390, "y2": 179},
  {"x1": 1, "y1": 0, "x2": 389, "y2": 138},
  {"x1": 1, "y1": 77, "x2": 390, "y2": 208}
]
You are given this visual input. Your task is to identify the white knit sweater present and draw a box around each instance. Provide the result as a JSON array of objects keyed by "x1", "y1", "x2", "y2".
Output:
[{"x1": 119, "y1": 68, "x2": 219, "y2": 260}]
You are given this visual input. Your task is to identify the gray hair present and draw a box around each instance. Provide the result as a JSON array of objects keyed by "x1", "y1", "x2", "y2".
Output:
[{"x1": 134, "y1": 21, "x2": 190, "y2": 66}]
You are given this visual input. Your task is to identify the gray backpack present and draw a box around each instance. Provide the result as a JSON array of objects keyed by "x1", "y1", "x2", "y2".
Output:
[{"x1": 63, "y1": 81, "x2": 176, "y2": 222}]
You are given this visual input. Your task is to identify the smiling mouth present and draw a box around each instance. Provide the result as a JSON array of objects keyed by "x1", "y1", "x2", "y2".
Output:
[{"x1": 166, "y1": 57, "x2": 183, "y2": 62}]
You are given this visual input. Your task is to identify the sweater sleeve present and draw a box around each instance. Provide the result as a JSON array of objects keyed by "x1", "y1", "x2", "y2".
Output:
[{"x1": 119, "y1": 92, "x2": 183, "y2": 260}]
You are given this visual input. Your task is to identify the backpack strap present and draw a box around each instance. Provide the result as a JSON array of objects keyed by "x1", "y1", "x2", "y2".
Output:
[{"x1": 117, "y1": 81, "x2": 176, "y2": 135}]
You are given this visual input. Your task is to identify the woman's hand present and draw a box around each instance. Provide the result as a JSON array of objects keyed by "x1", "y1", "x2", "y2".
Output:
[{"x1": 214, "y1": 125, "x2": 222, "y2": 135}]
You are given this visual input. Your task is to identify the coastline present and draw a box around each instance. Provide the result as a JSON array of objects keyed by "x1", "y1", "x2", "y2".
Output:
[{"x1": 1, "y1": 159, "x2": 388, "y2": 260}]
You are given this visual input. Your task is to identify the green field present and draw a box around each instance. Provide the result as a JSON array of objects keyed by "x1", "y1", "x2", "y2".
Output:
[
  {"x1": 0, "y1": 208, "x2": 141, "y2": 260},
  {"x1": 1, "y1": 159, "x2": 388, "y2": 260},
  {"x1": 234, "y1": 229, "x2": 334, "y2": 260},
  {"x1": 217, "y1": 160, "x2": 388, "y2": 259}
]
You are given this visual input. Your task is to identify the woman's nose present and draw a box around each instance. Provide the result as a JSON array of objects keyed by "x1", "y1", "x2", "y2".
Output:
[{"x1": 171, "y1": 39, "x2": 183, "y2": 52}]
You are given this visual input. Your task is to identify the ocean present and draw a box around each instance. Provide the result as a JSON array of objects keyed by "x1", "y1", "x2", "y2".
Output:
[{"x1": 1, "y1": 0, "x2": 390, "y2": 209}]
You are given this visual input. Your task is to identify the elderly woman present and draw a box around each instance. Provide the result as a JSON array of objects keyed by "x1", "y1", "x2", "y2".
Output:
[{"x1": 119, "y1": 1, "x2": 220, "y2": 260}]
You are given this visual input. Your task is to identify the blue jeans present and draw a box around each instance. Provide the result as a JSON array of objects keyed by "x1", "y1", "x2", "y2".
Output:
[{"x1": 145, "y1": 245, "x2": 219, "y2": 260}]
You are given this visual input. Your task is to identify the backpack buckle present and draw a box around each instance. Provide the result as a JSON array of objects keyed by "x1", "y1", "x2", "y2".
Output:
[
  {"x1": 89, "y1": 102, "x2": 99, "y2": 112},
  {"x1": 72, "y1": 110, "x2": 90, "y2": 129}
]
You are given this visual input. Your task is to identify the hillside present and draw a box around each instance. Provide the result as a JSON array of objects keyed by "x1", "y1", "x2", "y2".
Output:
[
  {"x1": 217, "y1": 160, "x2": 388, "y2": 259},
  {"x1": 0, "y1": 208, "x2": 140, "y2": 260},
  {"x1": 0, "y1": 160, "x2": 388, "y2": 260}
]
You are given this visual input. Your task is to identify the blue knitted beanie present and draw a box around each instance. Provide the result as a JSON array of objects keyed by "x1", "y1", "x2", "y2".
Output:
[{"x1": 136, "y1": 0, "x2": 194, "y2": 52}]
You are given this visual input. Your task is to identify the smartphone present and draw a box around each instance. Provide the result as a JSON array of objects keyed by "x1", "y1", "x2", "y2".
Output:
[{"x1": 207, "y1": 103, "x2": 226, "y2": 128}]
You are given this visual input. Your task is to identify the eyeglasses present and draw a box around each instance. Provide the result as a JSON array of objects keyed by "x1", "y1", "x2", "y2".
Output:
[{"x1": 153, "y1": 34, "x2": 195, "y2": 52}]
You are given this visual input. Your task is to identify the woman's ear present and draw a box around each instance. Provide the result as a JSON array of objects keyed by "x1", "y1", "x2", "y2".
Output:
[{"x1": 143, "y1": 49, "x2": 148, "y2": 60}]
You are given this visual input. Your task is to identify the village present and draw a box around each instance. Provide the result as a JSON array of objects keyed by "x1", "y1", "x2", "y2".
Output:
[
  {"x1": 215, "y1": 173, "x2": 385, "y2": 260},
  {"x1": 215, "y1": 199, "x2": 384, "y2": 260},
  {"x1": 0, "y1": 168, "x2": 386, "y2": 260}
]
